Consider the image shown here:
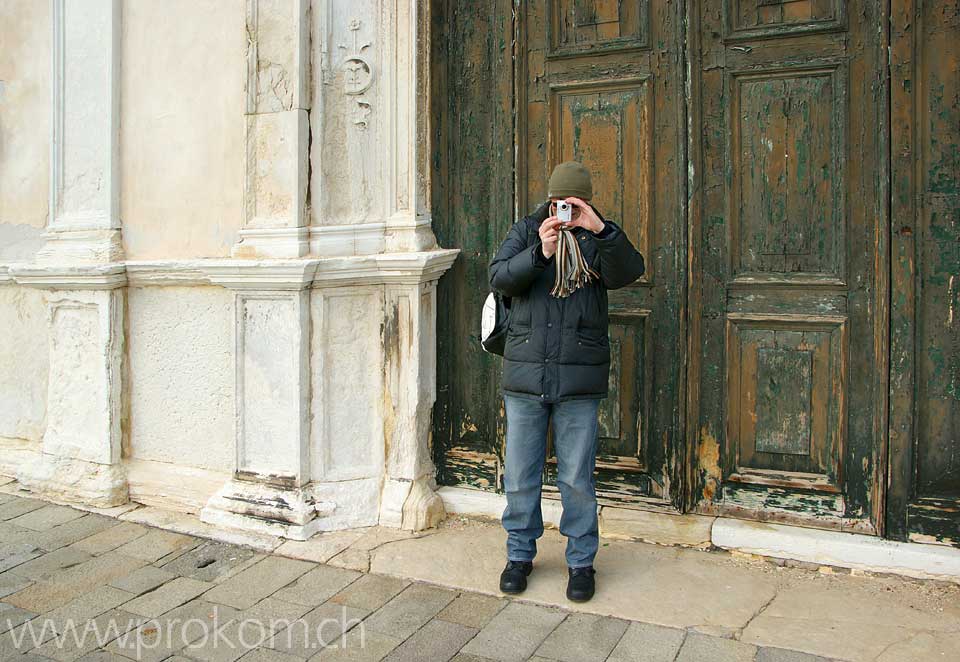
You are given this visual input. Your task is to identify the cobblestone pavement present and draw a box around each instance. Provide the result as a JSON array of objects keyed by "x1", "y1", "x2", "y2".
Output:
[{"x1": 0, "y1": 489, "x2": 951, "y2": 662}]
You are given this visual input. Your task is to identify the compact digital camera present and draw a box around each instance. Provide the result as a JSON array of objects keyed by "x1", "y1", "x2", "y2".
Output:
[{"x1": 557, "y1": 200, "x2": 573, "y2": 222}]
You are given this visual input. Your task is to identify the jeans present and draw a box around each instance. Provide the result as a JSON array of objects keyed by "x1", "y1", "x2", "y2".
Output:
[{"x1": 501, "y1": 393, "x2": 601, "y2": 568}]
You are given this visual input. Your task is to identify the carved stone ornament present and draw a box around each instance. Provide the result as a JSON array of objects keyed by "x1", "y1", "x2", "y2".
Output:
[{"x1": 339, "y1": 18, "x2": 374, "y2": 128}]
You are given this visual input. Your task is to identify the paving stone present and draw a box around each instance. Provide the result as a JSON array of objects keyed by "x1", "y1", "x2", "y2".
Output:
[
  {"x1": 459, "y1": 602, "x2": 567, "y2": 662},
  {"x1": 237, "y1": 649, "x2": 305, "y2": 662},
  {"x1": 11, "y1": 548, "x2": 92, "y2": 581},
  {"x1": 75, "y1": 652, "x2": 139, "y2": 662},
  {"x1": 31, "y1": 608, "x2": 145, "y2": 662},
  {"x1": 383, "y1": 618, "x2": 477, "y2": 662},
  {"x1": 114, "y1": 530, "x2": 200, "y2": 563},
  {"x1": 607, "y1": 621, "x2": 686, "y2": 662},
  {"x1": 182, "y1": 598, "x2": 313, "y2": 662},
  {"x1": 158, "y1": 542, "x2": 261, "y2": 584},
  {"x1": 449, "y1": 654, "x2": 491, "y2": 662},
  {"x1": 5, "y1": 552, "x2": 148, "y2": 613},
  {"x1": 266, "y1": 602, "x2": 369, "y2": 659},
  {"x1": 0, "y1": 572, "x2": 32, "y2": 600},
  {"x1": 1, "y1": 618, "x2": 62, "y2": 658},
  {"x1": 235, "y1": 598, "x2": 313, "y2": 638},
  {"x1": 326, "y1": 549, "x2": 370, "y2": 574},
  {"x1": 0, "y1": 522, "x2": 33, "y2": 546},
  {"x1": 37, "y1": 585, "x2": 135, "y2": 635},
  {"x1": 0, "y1": 603, "x2": 37, "y2": 634},
  {"x1": 0, "y1": 498, "x2": 48, "y2": 521},
  {"x1": 273, "y1": 566, "x2": 361, "y2": 608},
  {"x1": 756, "y1": 647, "x2": 833, "y2": 662},
  {"x1": 362, "y1": 583, "x2": 457, "y2": 641},
  {"x1": 203, "y1": 558, "x2": 315, "y2": 611},
  {"x1": 437, "y1": 593, "x2": 508, "y2": 630},
  {"x1": 122, "y1": 577, "x2": 214, "y2": 619},
  {"x1": 108, "y1": 566, "x2": 177, "y2": 597},
  {"x1": 106, "y1": 599, "x2": 239, "y2": 662},
  {"x1": 69, "y1": 523, "x2": 150, "y2": 556},
  {"x1": 11, "y1": 654, "x2": 59, "y2": 662},
  {"x1": 534, "y1": 613, "x2": 629, "y2": 662},
  {"x1": 675, "y1": 632, "x2": 757, "y2": 662},
  {"x1": 309, "y1": 630, "x2": 402, "y2": 662},
  {"x1": 0, "y1": 543, "x2": 44, "y2": 574},
  {"x1": 32, "y1": 516, "x2": 119, "y2": 553},
  {"x1": 8, "y1": 506, "x2": 87, "y2": 532},
  {"x1": 327, "y1": 575, "x2": 408, "y2": 613}
]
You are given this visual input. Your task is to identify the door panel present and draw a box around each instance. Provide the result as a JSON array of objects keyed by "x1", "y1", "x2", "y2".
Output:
[
  {"x1": 434, "y1": 0, "x2": 687, "y2": 511},
  {"x1": 688, "y1": 0, "x2": 888, "y2": 531},
  {"x1": 520, "y1": 0, "x2": 686, "y2": 510},
  {"x1": 431, "y1": 0, "x2": 516, "y2": 492},
  {"x1": 888, "y1": 0, "x2": 960, "y2": 547}
]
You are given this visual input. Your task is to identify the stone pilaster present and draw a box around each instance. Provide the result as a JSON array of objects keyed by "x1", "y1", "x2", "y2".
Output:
[
  {"x1": 382, "y1": 0, "x2": 437, "y2": 253},
  {"x1": 308, "y1": 0, "x2": 438, "y2": 256},
  {"x1": 16, "y1": 0, "x2": 128, "y2": 507},
  {"x1": 37, "y1": 0, "x2": 123, "y2": 265},
  {"x1": 232, "y1": 0, "x2": 312, "y2": 259},
  {"x1": 378, "y1": 263, "x2": 449, "y2": 530},
  {"x1": 200, "y1": 264, "x2": 330, "y2": 540}
]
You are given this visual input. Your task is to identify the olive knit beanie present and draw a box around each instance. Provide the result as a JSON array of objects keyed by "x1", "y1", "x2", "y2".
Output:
[{"x1": 547, "y1": 161, "x2": 593, "y2": 201}]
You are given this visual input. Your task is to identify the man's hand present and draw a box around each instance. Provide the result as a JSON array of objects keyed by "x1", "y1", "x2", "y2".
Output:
[
  {"x1": 564, "y1": 197, "x2": 605, "y2": 234},
  {"x1": 538, "y1": 217, "x2": 562, "y2": 259}
]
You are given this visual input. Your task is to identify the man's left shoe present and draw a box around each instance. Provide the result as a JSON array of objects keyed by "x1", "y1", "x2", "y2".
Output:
[{"x1": 566, "y1": 565, "x2": 596, "y2": 602}]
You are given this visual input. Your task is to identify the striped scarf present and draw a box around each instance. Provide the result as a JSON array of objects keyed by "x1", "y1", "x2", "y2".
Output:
[{"x1": 550, "y1": 225, "x2": 599, "y2": 298}]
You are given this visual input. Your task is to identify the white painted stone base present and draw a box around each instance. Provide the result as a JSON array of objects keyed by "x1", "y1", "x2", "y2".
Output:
[
  {"x1": 125, "y1": 458, "x2": 230, "y2": 514},
  {"x1": 16, "y1": 454, "x2": 128, "y2": 508},
  {"x1": 381, "y1": 477, "x2": 446, "y2": 531},
  {"x1": 438, "y1": 485, "x2": 564, "y2": 528},
  {"x1": 200, "y1": 478, "x2": 335, "y2": 541},
  {"x1": 712, "y1": 518, "x2": 960, "y2": 583},
  {"x1": 0, "y1": 439, "x2": 41, "y2": 480}
]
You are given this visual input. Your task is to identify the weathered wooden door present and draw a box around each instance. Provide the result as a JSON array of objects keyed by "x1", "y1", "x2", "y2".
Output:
[
  {"x1": 432, "y1": 0, "x2": 688, "y2": 511},
  {"x1": 887, "y1": 1, "x2": 960, "y2": 547},
  {"x1": 687, "y1": 1, "x2": 889, "y2": 532}
]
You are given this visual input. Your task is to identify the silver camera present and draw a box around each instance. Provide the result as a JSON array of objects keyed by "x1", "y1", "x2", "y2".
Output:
[{"x1": 557, "y1": 200, "x2": 572, "y2": 222}]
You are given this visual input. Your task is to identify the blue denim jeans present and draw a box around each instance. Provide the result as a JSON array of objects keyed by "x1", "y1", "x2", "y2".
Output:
[{"x1": 501, "y1": 393, "x2": 601, "y2": 568}]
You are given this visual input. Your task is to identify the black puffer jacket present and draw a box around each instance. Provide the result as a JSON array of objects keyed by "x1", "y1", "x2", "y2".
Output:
[{"x1": 488, "y1": 200, "x2": 646, "y2": 402}]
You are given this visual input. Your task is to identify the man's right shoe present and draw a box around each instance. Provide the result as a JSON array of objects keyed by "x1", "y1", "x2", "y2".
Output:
[{"x1": 499, "y1": 560, "x2": 533, "y2": 594}]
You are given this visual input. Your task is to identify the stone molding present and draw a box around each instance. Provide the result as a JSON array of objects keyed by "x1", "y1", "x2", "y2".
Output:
[{"x1": 0, "y1": 250, "x2": 460, "y2": 290}]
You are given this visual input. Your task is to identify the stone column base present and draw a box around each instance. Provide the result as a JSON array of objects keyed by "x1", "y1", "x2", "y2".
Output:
[
  {"x1": 16, "y1": 454, "x2": 128, "y2": 508},
  {"x1": 380, "y1": 476, "x2": 446, "y2": 531},
  {"x1": 200, "y1": 479, "x2": 335, "y2": 541}
]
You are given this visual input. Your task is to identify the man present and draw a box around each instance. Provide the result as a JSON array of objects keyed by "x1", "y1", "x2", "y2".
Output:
[{"x1": 488, "y1": 161, "x2": 646, "y2": 602}]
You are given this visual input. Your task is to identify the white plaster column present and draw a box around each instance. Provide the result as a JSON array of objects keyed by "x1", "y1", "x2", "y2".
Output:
[
  {"x1": 382, "y1": 0, "x2": 437, "y2": 252},
  {"x1": 15, "y1": 0, "x2": 128, "y2": 507},
  {"x1": 232, "y1": 0, "x2": 312, "y2": 258},
  {"x1": 200, "y1": 264, "x2": 332, "y2": 540}
]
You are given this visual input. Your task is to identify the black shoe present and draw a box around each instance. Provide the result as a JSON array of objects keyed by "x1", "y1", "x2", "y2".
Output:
[
  {"x1": 566, "y1": 565, "x2": 596, "y2": 602},
  {"x1": 499, "y1": 560, "x2": 533, "y2": 594}
]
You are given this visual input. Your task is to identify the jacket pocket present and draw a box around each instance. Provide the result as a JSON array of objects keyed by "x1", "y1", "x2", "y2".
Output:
[{"x1": 572, "y1": 328, "x2": 609, "y2": 365}]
